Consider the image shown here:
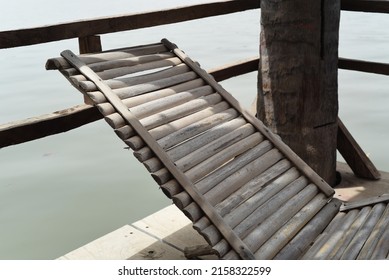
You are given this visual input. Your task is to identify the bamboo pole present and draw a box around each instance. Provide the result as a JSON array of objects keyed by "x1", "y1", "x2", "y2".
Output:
[
  {"x1": 87, "y1": 71, "x2": 198, "y2": 103},
  {"x1": 129, "y1": 86, "x2": 213, "y2": 119},
  {"x1": 232, "y1": 177, "x2": 309, "y2": 237},
  {"x1": 302, "y1": 209, "x2": 360, "y2": 259},
  {"x1": 167, "y1": 117, "x2": 246, "y2": 161},
  {"x1": 222, "y1": 167, "x2": 300, "y2": 226},
  {"x1": 254, "y1": 193, "x2": 329, "y2": 259},
  {"x1": 175, "y1": 124, "x2": 256, "y2": 172},
  {"x1": 358, "y1": 203, "x2": 389, "y2": 259},
  {"x1": 341, "y1": 203, "x2": 386, "y2": 259},
  {"x1": 243, "y1": 184, "x2": 319, "y2": 253},
  {"x1": 46, "y1": 44, "x2": 168, "y2": 70},
  {"x1": 274, "y1": 198, "x2": 342, "y2": 260},
  {"x1": 328, "y1": 206, "x2": 372, "y2": 259},
  {"x1": 370, "y1": 218, "x2": 389, "y2": 259},
  {"x1": 204, "y1": 148, "x2": 284, "y2": 206},
  {"x1": 83, "y1": 63, "x2": 191, "y2": 92},
  {"x1": 195, "y1": 140, "x2": 273, "y2": 194}
]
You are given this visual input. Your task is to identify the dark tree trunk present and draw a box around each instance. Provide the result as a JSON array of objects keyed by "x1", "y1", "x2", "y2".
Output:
[{"x1": 257, "y1": 0, "x2": 340, "y2": 186}]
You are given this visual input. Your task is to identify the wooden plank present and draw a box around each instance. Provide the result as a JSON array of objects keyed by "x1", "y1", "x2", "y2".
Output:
[
  {"x1": 341, "y1": 0, "x2": 389, "y2": 13},
  {"x1": 341, "y1": 194, "x2": 389, "y2": 211},
  {"x1": 0, "y1": 0, "x2": 260, "y2": 49},
  {"x1": 162, "y1": 38, "x2": 335, "y2": 197},
  {"x1": 337, "y1": 118, "x2": 381, "y2": 180},
  {"x1": 61, "y1": 49, "x2": 256, "y2": 260},
  {"x1": 0, "y1": 104, "x2": 100, "y2": 148},
  {"x1": 339, "y1": 58, "x2": 389, "y2": 76}
]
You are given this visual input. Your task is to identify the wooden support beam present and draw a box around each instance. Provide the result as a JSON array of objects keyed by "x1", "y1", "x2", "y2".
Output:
[
  {"x1": 337, "y1": 117, "x2": 381, "y2": 180},
  {"x1": 0, "y1": 104, "x2": 100, "y2": 148}
]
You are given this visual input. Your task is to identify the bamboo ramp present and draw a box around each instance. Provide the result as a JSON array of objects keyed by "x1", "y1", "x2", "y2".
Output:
[{"x1": 46, "y1": 39, "x2": 389, "y2": 260}]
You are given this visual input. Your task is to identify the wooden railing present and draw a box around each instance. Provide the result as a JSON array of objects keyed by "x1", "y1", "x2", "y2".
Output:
[{"x1": 1, "y1": 0, "x2": 388, "y2": 149}]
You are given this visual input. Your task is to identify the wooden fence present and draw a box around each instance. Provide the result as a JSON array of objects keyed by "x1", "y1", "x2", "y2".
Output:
[{"x1": 1, "y1": 0, "x2": 388, "y2": 149}]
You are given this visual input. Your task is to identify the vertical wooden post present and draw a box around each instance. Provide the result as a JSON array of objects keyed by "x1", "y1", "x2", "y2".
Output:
[
  {"x1": 78, "y1": 35, "x2": 102, "y2": 105},
  {"x1": 257, "y1": 0, "x2": 340, "y2": 186}
]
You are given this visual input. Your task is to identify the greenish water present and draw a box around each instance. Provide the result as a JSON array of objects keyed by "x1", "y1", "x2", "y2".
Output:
[{"x1": 1, "y1": 1, "x2": 388, "y2": 259}]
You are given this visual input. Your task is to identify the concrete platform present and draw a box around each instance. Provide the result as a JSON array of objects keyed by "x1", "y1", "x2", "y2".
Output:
[
  {"x1": 58, "y1": 162, "x2": 389, "y2": 260},
  {"x1": 58, "y1": 204, "x2": 217, "y2": 260}
]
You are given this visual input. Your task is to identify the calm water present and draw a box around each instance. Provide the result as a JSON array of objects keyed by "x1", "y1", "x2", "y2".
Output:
[{"x1": 0, "y1": 1, "x2": 388, "y2": 259}]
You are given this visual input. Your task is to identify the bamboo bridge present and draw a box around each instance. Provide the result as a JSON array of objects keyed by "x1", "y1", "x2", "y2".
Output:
[{"x1": 1, "y1": 0, "x2": 389, "y2": 260}]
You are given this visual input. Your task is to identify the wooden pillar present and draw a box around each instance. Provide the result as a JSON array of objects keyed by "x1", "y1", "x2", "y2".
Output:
[{"x1": 257, "y1": 0, "x2": 340, "y2": 186}]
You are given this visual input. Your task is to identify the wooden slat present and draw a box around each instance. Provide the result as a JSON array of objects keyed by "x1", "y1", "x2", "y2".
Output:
[
  {"x1": 60, "y1": 49, "x2": 256, "y2": 260},
  {"x1": 162, "y1": 38, "x2": 335, "y2": 198},
  {"x1": 341, "y1": 194, "x2": 389, "y2": 211}
]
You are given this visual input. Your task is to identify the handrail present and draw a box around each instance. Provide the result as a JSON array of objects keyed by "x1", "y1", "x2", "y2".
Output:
[
  {"x1": 2, "y1": 0, "x2": 389, "y2": 49},
  {"x1": 0, "y1": 0, "x2": 260, "y2": 49}
]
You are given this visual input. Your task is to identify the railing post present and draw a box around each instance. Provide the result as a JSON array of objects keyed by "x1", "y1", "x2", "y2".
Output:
[{"x1": 78, "y1": 35, "x2": 102, "y2": 105}]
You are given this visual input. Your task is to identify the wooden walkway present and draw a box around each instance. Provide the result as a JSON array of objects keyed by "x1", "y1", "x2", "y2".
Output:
[{"x1": 47, "y1": 39, "x2": 389, "y2": 260}]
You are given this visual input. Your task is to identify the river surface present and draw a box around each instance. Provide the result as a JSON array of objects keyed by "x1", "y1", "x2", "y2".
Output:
[{"x1": 0, "y1": 1, "x2": 388, "y2": 259}]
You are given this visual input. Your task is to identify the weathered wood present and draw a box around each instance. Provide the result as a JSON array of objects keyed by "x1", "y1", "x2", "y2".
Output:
[
  {"x1": 105, "y1": 112, "x2": 125, "y2": 129},
  {"x1": 254, "y1": 193, "x2": 328, "y2": 259},
  {"x1": 158, "y1": 108, "x2": 238, "y2": 150},
  {"x1": 339, "y1": 57, "x2": 389, "y2": 76},
  {"x1": 130, "y1": 86, "x2": 213, "y2": 119},
  {"x1": 205, "y1": 149, "x2": 284, "y2": 206},
  {"x1": 340, "y1": 203, "x2": 386, "y2": 259},
  {"x1": 186, "y1": 133, "x2": 263, "y2": 184},
  {"x1": 133, "y1": 103, "x2": 231, "y2": 162},
  {"x1": 302, "y1": 209, "x2": 360, "y2": 259},
  {"x1": 175, "y1": 124, "x2": 256, "y2": 172},
  {"x1": 141, "y1": 93, "x2": 222, "y2": 130},
  {"x1": 328, "y1": 206, "x2": 372, "y2": 259},
  {"x1": 61, "y1": 50, "x2": 256, "y2": 259},
  {"x1": 358, "y1": 203, "x2": 389, "y2": 259},
  {"x1": 184, "y1": 244, "x2": 217, "y2": 259},
  {"x1": 78, "y1": 35, "x2": 102, "y2": 54},
  {"x1": 337, "y1": 118, "x2": 381, "y2": 180},
  {"x1": 341, "y1": 194, "x2": 389, "y2": 211},
  {"x1": 274, "y1": 198, "x2": 342, "y2": 260},
  {"x1": 243, "y1": 184, "x2": 319, "y2": 253},
  {"x1": 216, "y1": 160, "x2": 293, "y2": 217},
  {"x1": 341, "y1": 0, "x2": 389, "y2": 13},
  {"x1": 114, "y1": 125, "x2": 134, "y2": 140},
  {"x1": 0, "y1": 104, "x2": 100, "y2": 148},
  {"x1": 1, "y1": 0, "x2": 260, "y2": 49},
  {"x1": 370, "y1": 218, "x2": 389, "y2": 259},
  {"x1": 46, "y1": 44, "x2": 168, "y2": 70},
  {"x1": 71, "y1": 57, "x2": 183, "y2": 82},
  {"x1": 80, "y1": 63, "x2": 191, "y2": 92},
  {"x1": 162, "y1": 39, "x2": 335, "y2": 197},
  {"x1": 195, "y1": 140, "x2": 273, "y2": 194},
  {"x1": 257, "y1": 1, "x2": 340, "y2": 186},
  {"x1": 222, "y1": 167, "x2": 301, "y2": 226},
  {"x1": 232, "y1": 176, "x2": 309, "y2": 237},
  {"x1": 168, "y1": 117, "x2": 247, "y2": 161},
  {"x1": 160, "y1": 180, "x2": 182, "y2": 199}
]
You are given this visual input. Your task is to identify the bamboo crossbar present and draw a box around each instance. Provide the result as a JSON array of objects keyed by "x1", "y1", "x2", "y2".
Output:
[{"x1": 46, "y1": 39, "x2": 389, "y2": 260}]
